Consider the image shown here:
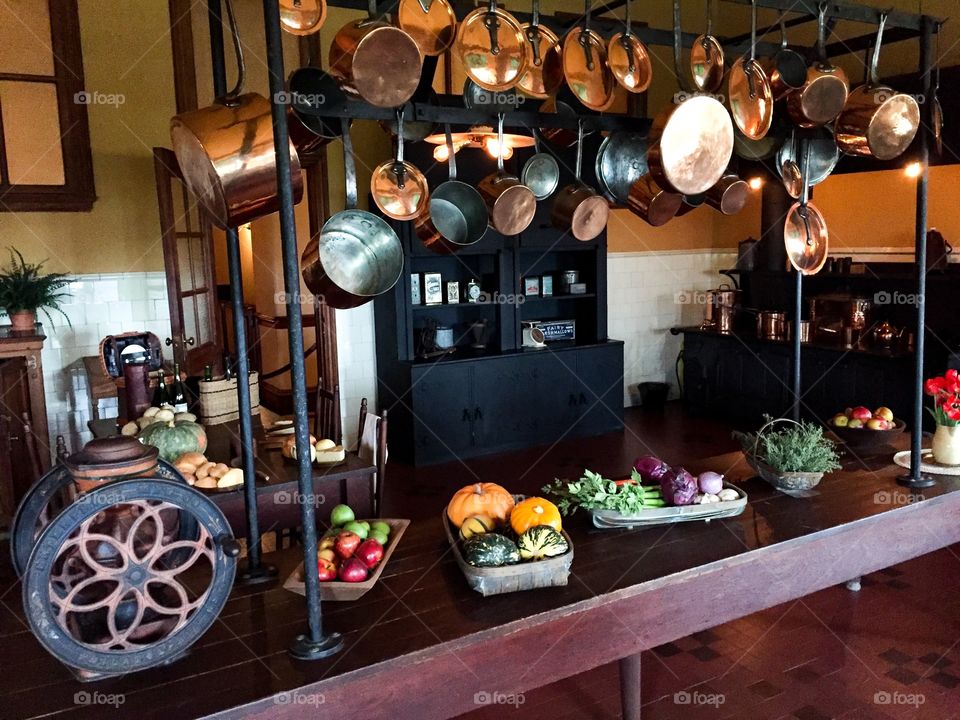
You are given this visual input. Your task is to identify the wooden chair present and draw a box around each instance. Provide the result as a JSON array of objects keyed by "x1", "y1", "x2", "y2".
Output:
[
  {"x1": 357, "y1": 398, "x2": 388, "y2": 517},
  {"x1": 313, "y1": 383, "x2": 341, "y2": 443},
  {"x1": 22, "y1": 412, "x2": 46, "y2": 482}
]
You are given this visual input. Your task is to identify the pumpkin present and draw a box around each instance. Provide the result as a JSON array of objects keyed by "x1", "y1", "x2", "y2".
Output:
[
  {"x1": 510, "y1": 497, "x2": 562, "y2": 535},
  {"x1": 463, "y1": 533, "x2": 520, "y2": 567},
  {"x1": 139, "y1": 420, "x2": 207, "y2": 462},
  {"x1": 447, "y1": 483, "x2": 515, "y2": 528},
  {"x1": 459, "y1": 514, "x2": 496, "y2": 541},
  {"x1": 517, "y1": 526, "x2": 569, "y2": 560}
]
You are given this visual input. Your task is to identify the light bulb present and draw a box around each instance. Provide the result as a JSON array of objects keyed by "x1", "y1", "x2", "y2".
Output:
[
  {"x1": 484, "y1": 137, "x2": 513, "y2": 160},
  {"x1": 904, "y1": 161, "x2": 923, "y2": 178},
  {"x1": 748, "y1": 176, "x2": 764, "y2": 191},
  {"x1": 433, "y1": 144, "x2": 450, "y2": 162}
]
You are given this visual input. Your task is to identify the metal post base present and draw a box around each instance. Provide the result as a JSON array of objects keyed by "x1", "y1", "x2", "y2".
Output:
[
  {"x1": 896, "y1": 473, "x2": 936, "y2": 489},
  {"x1": 845, "y1": 577, "x2": 861, "y2": 592},
  {"x1": 237, "y1": 562, "x2": 279, "y2": 586},
  {"x1": 289, "y1": 632, "x2": 345, "y2": 661}
]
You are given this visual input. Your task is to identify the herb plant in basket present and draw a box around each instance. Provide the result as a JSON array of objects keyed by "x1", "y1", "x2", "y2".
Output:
[
  {"x1": 736, "y1": 417, "x2": 841, "y2": 493},
  {"x1": 0, "y1": 249, "x2": 72, "y2": 330}
]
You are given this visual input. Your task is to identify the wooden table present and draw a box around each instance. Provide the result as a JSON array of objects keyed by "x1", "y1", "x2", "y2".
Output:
[
  {"x1": 5, "y1": 441, "x2": 960, "y2": 719},
  {"x1": 87, "y1": 417, "x2": 377, "y2": 534}
]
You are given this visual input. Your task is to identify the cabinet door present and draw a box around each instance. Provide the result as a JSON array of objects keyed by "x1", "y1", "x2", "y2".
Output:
[
  {"x1": 473, "y1": 358, "x2": 542, "y2": 449},
  {"x1": 536, "y1": 352, "x2": 589, "y2": 443},
  {"x1": 576, "y1": 344, "x2": 625, "y2": 435},
  {"x1": 411, "y1": 365, "x2": 475, "y2": 463}
]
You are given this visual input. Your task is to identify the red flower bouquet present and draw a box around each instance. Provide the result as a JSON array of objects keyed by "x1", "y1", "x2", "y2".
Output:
[{"x1": 925, "y1": 369, "x2": 960, "y2": 426}]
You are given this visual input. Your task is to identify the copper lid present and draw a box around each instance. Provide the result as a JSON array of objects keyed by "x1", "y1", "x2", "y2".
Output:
[
  {"x1": 607, "y1": 33, "x2": 652, "y2": 94},
  {"x1": 570, "y1": 193, "x2": 610, "y2": 241},
  {"x1": 690, "y1": 34, "x2": 724, "y2": 93},
  {"x1": 65, "y1": 436, "x2": 159, "y2": 481},
  {"x1": 279, "y1": 0, "x2": 326, "y2": 35},
  {"x1": 397, "y1": 0, "x2": 457, "y2": 57},
  {"x1": 562, "y1": 28, "x2": 614, "y2": 111},
  {"x1": 456, "y1": 7, "x2": 527, "y2": 92},
  {"x1": 784, "y1": 202, "x2": 829, "y2": 275},
  {"x1": 517, "y1": 23, "x2": 563, "y2": 99},
  {"x1": 728, "y1": 58, "x2": 773, "y2": 141}
]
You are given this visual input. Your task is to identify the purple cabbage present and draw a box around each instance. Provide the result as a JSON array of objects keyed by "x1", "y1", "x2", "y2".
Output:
[
  {"x1": 660, "y1": 466, "x2": 699, "y2": 506},
  {"x1": 633, "y1": 455, "x2": 670, "y2": 484}
]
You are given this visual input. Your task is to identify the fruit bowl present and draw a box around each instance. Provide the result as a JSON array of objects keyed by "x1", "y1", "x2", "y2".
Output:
[{"x1": 828, "y1": 418, "x2": 906, "y2": 451}]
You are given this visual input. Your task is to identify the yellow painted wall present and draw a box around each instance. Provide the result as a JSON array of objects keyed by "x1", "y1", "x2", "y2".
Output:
[{"x1": 0, "y1": 0, "x2": 176, "y2": 274}]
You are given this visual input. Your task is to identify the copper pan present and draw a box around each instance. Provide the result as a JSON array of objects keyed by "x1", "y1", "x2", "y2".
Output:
[
  {"x1": 690, "y1": 0, "x2": 723, "y2": 93},
  {"x1": 329, "y1": 0, "x2": 423, "y2": 107},
  {"x1": 834, "y1": 14, "x2": 919, "y2": 161},
  {"x1": 757, "y1": 14, "x2": 807, "y2": 100},
  {"x1": 786, "y1": 4, "x2": 849, "y2": 128},
  {"x1": 626, "y1": 174, "x2": 682, "y2": 227},
  {"x1": 727, "y1": 1, "x2": 773, "y2": 141},
  {"x1": 562, "y1": 1, "x2": 614, "y2": 111},
  {"x1": 397, "y1": 0, "x2": 456, "y2": 57},
  {"x1": 171, "y1": 0, "x2": 302, "y2": 230},
  {"x1": 675, "y1": 193, "x2": 706, "y2": 217},
  {"x1": 784, "y1": 201, "x2": 828, "y2": 274},
  {"x1": 370, "y1": 109, "x2": 429, "y2": 221},
  {"x1": 285, "y1": 65, "x2": 349, "y2": 154},
  {"x1": 517, "y1": 0, "x2": 563, "y2": 99},
  {"x1": 456, "y1": 0, "x2": 527, "y2": 92},
  {"x1": 478, "y1": 114, "x2": 537, "y2": 235},
  {"x1": 279, "y1": 0, "x2": 326, "y2": 35},
  {"x1": 551, "y1": 121, "x2": 609, "y2": 241},
  {"x1": 608, "y1": 0, "x2": 652, "y2": 94},
  {"x1": 706, "y1": 174, "x2": 749, "y2": 215}
]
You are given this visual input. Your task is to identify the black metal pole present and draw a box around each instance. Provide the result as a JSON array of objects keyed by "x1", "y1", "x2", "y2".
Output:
[
  {"x1": 261, "y1": 0, "x2": 343, "y2": 659},
  {"x1": 899, "y1": 15, "x2": 935, "y2": 489},
  {"x1": 206, "y1": 0, "x2": 276, "y2": 584},
  {"x1": 792, "y1": 266, "x2": 802, "y2": 421}
]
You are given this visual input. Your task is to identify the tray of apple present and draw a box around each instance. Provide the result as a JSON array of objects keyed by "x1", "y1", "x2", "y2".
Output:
[
  {"x1": 284, "y1": 504, "x2": 409, "y2": 601},
  {"x1": 827, "y1": 406, "x2": 905, "y2": 450},
  {"x1": 280, "y1": 435, "x2": 347, "y2": 466}
]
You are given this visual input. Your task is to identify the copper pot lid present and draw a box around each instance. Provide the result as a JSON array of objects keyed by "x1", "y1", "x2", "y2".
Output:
[
  {"x1": 562, "y1": 28, "x2": 614, "y2": 111},
  {"x1": 371, "y1": 110, "x2": 429, "y2": 221},
  {"x1": 456, "y1": 3, "x2": 527, "y2": 92},
  {"x1": 652, "y1": 95, "x2": 734, "y2": 196},
  {"x1": 569, "y1": 190, "x2": 610, "y2": 241},
  {"x1": 784, "y1": 201, "x2": 829, "y2": 275},
  {"x1": 608, "y1": 33, "x2": 652, "y2": 94},
  {"x1": 279, "y1": 0, "x2": 326, "y2": 35},
  {"x1": 840, "y1": 85, "x2": 920, "y2": 161},
  {"x1": 792, "y1": 67, "x2": 849, "y2": 127},
  {"x1": 65, "y1": 436, "x2": 159, "y2": 480},
  {"x1": 397, "y1": 0, "x2": 457, "y2": 57},
  {"x1": 691, "y1": 34, "x2": 724, "y2": 93},
  {"x1": 728, "y1": 58, "x2": 773, "y2": 141},
  {"x1": 517, "y1": 22, "x2": 563, "y2": 99}
]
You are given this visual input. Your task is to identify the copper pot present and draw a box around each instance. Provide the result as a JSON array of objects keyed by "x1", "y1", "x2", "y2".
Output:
[
  {"x1": 784, "y1": 201, "x2": 829, "y2": 275},
  {"x1": 786, "y1": 6, "x2": 848, "y2": 128},
  {"x1": 757, "y1": 14, "x2": 807, "y2": 100},
  {"x1": 329, "y1": 0, "x2": 423, "y2": 107},
  {"x1": 756, "y1": 311, "x2": 787, "y2": 340},
  {"x1": 706, "y1": 174, "x2": 749, "y2": 215},
  {"x1": 170, "y1": 0, "x2": 302, "y2": 230},
  {"x1": 834, "y1": 14, "x2": 919, "y2": 161},
  {"x1": 370, "y1": 109, "x2": 429, "y2": 221},
  {"x1": 550, "y1": 122, "x2": 608, "y2": 241},
  {"x1": 727, "y1": 3, "x2": 773, "y2": 141},
  {"x1": 456, "y1": 0, "x2": 527, "y2": 92},
  {"x1": 517, "y1": 0, "x2": 563, "y2": 99},
  {"x1": 478, "y1": 114, "x2": 536, "y2": 236},
  {"x1": 626, "y1": 174, "x2": 682, "y2": 227}
]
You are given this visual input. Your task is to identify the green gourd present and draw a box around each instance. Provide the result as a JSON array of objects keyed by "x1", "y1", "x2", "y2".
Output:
[
  {"x1": 517, "y1": 526, "x2": 569, "y2": 560},
  {"x1": 139, "y1": 420, "x2": 207, "y2": 462},
  {"x1": 463, "y1": 533, "x2": 520, "y2": 567}
]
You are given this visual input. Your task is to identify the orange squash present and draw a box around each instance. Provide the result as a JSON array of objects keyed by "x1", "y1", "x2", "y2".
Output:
[
  {"x1": 447, "y1": 483, "x2": 515, "y2": 528},
  {"x1": 510, "y1": 497, "x2": 562, "y2": 535}
]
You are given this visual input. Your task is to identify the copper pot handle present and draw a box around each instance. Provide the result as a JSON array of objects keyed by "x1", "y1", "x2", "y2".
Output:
[
  {"x1": 672, "y1": 0, "x2": 689, "y2": 94},
  {"x1": 496, "y1": 112, "x2": 505, "y2": 175},
  {"x1": 393, "y1": 108, "x2": 407, "y2": 189},
  {"x1": 484, "y1": 0, "x2": 501, "y2": 56},
  {"x1": 867, "y1": 12, "x2": 888, "y2": 87},
  {"x1": 579, "y1": 0, "x2": 595, "y2": 71},
  {"x1": 217, "y1": 0, "x2": 246, "y2": 105},
  {"x1": 341, "y1": 117, "x2": 358, "y2": 210},
  {"x1": 527, "y1": 0, "x2": 543, "y2": 66},
  {"x1": 815, "y1": 3, "x2": 831, "y2": 68},
  {"x1": 574, "y1": 119, "x2": 584, "y2": 182},
  {"x1": 620, "y1": 0, "x2": 636, "y2": 74},
  {"x1": 444, "y1": 123, "x2": 457, "y2": 180}
]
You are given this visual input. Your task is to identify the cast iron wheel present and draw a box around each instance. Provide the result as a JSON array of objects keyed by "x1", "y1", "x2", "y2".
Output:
[
  {"x1": 21, "y1": 479, "x2": 237, "y2": 677},
  {"x1": 11, "y1": 459, "x2": 190, "y2": 578}
]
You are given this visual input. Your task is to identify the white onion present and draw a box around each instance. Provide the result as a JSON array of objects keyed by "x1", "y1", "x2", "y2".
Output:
[{"x1": 698, "y1": 471, "x2": 724, "y2": 495}]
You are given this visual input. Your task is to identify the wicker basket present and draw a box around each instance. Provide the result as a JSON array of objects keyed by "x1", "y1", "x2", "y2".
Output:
[
  {"x1": 737, "y1": 418, "x2": 829, "y2": 493},
  {"x1": 198, "y1": 372, "x2": 260, "y2": 425}
]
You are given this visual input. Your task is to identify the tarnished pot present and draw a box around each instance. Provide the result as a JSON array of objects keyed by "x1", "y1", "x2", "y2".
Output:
[
  {"x1": 521, "y1": 134, "x2": 560, "y2": 201},
  {"x1": 551, "y1": 185, "x2": 609, "y2": 241},
  {"x1": 674, "y1": 193, "x2": 706, "y2": 217},
  {"x1": 329, "y1": 0, "x2": 422, "y2": 107},
  {"x1": 706, "y1": 175, "x2": 749, "y2": 215},
  {"x1": 595, "y1": 131, "x2": 648, "y2": 206},
  {"x1": 647, "y1": 95, "x2": 734, "y2": 196},
  {"x1": 757, "y1": 14, "x2": 806, "y2": 100},
  {"x1": 285, "y1": 66, "x2": 348, "y2": 154},
  {"x1": 776, "y1": 126, "x2": 839, "y2": 189},
  {"x1": 626, "y1": 174, "x2": 682, "y2": 227}
]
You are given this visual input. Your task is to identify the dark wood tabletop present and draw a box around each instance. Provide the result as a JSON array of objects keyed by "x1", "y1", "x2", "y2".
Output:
[{"x1": 5, "y1": 438, "x2": 960, "y2": 720}]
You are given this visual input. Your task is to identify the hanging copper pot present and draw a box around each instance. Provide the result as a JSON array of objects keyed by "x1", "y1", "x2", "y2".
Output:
[
  {"x1": 787, "y1": 4, "x2": 849, "y2": 128},
  {"x1": 279, "y1": 0, "x2": 326, "y2": 35},
  {"x1": 456, "y1": 0, "x2": 527, "y2": 92},
  {"x1": 727, "y1": 1, "x2": 773, "y2": 141},
  {"x1": 690, "y1": 0, "x2": 724, "y2": 93},
  {"x1": 329, "y1": 0, "x2": 423, "y2": 107},
  {"x1": 371, "y1": 109, "x2": 429, "y2": 221},
  {"x1": 478, "y1": 114, "x2": 537, "y2": 235},
  {"x1": 551, "y1": 121, "x2": 609, "y2": 241},
  {"x1": 626, "y1": 174, "x2": 682, "y2": 227},
  {"x1": 562, "y1": 1, "x2": 614, "y2": 111},
  {"x1": 285, "y1": 65, "x2": 349, "y2": 155},
  {"x1": 785, "y1": 201, "x2": 828, "y2": 274},
  {"x1": 517, "y1": 0, "x2": 563, "y2": 99},
  {"x1": 706, "y1": 174, "x2": 749, "y2": 215},
  {"x1": 758, "y1": 13, "x2": 807, "y2": 100},
  {"x1": 171, "y1": 0, "x2": 302, "y2": 230},
  {"x1": 675, "y1": 193, "x2": 707, "y2": 217},
  {"x1": 397, "y1": 0, "x2": 457, "y2": 57},
  {"x1": 834, "y1": 13, "x2": 919, "y2": 161},
  {"x1": 608, "y1": 0, "x2": 652, "y2": 94}
]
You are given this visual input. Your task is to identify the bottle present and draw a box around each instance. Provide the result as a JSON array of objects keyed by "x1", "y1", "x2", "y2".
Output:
[
  {"x1": 152, "y1": 372, "x2": 167, "y2": 407},
  {"x1": 223, "y1": 354, "x2": 234, "y2": 380},
  {"x1": 203, "y1": 365, "x2": 213, "y2": 382},
  {"x1": 171, "y1": 362, "x2": 188, "y2": 413}
]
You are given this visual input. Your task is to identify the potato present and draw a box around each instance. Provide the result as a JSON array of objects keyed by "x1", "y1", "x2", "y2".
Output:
[
  {"x1": 176, "y1": 451, "x2": 207, "y2": 467},
  {"x1": 183, "y1": 473, "x2": 196, "y2": 486},
  {"x1": 142, "y1": 407, "x2": 160, "y2": 418},
  {"x1": 174, "y1": 460, "x2": 198, "y2": 475},
  {"x1": 194, "y1": 475, "x2": 218, "y2": 489},
  {"x1": 209, "y1": 463, "x2": 230, "y2": 479},
  {"x1": 175, "y1": 412, "x2": 197, "y2": 423},
  {"x1": 121, "y1": 421, "x2": 139, "y2": 436},
  {"x1": 217, "y1": 468, "x2": 244, "y2": 488},
  {"x1": 195, "y1": 461, "x2": 215, "y2": 480},
  {"x1": 154, "y1": 409, "x2": 175, "y2": 422}
]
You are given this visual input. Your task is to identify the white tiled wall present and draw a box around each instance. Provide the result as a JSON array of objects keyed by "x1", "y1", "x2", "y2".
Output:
[
  {"x1": 608, "y1": 250, "x2": 737, "y2": 407},
  {"x1": 336, "y1": 303, "x2": 377, "y2": 451}
]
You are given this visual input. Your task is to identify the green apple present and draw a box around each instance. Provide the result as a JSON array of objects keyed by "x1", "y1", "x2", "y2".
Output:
[
  {"x1": 343, "y1": 520, "x2": 369, "y2": 539},
  {"x1": 358, "y1": 521, "x2": 371, "y2": 532},
  {"x1": 330, "y1": 504, "x2": 355, "y2": 527},
  {"x1": 831, "y1": 413, "x2": 849, "y2": 428},
  {"x1": 847, "y1": 418, "x2": 863, "y2": 429},
  {"x1": 370, "y1": 531, "x2": 389, "y2": 546},
  {"x1": 370, "y1": 521, "x2": 391, "y2": 536}
]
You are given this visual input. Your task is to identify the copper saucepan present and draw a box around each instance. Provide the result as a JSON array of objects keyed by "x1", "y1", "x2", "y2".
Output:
[
  {"x1": 478, "y1": 114, "x2": 537, "y2": 236},
  {"x1": 626, "y1": 174, "x2": 682, "y2": 227},
  {"x1": 279, "y1": 0, "x2": 326, "y2": 35},
  {"x1": 329, "y1": 0, "x2": 423, "y2": 107},
  {"x1": 834, "y1": 13, "x2": 919, "y2": 161},
  {"x1": 787, "y1": 4, "x2": 849, "y2": 128},
  {"x1": 706, "y1": 174, "x2": 749, "y2": 215},
  {"x1": 456, "y1": 0, "x2": 527, "y2": 92},
  {"x1": 370, "y1": 109, "x2": 429, "y2": 221},
  {"x1": 563, "y1": 0, "x2": 615, "y2": 111},
  {"x1": 690, "y1": 0, "x2": 724, "y2": 93},
  {"x1": 608, "y1": 0, "x2": 652, "y2": 94},
  {"x1": 551, "y1": 121, "x2": 610, "y2": 241},
  {"x1": 783, "y1": 145, "x2": 828, "y2": 275},
  {"x1": 517, "y1": 0, "x2": 563, "y2": 99},
  {"x1": 758, "y1": 13, "x2": 807, "y2": 100},
  {"x1": 727, "y1": 0, "x2": 773, "y2": 141},
  {"x1": 171, "y1": 0, "x2": 302, "y2": 230},
  {"x1": 396, "y1": 0, "x2": 457, "y2": 57},
  {"x1": 285, "y1": 65, "x2": 349, "y2": 155}
]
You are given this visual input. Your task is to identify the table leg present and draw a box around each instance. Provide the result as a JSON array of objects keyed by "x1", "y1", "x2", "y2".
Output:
[{"x1": 620, "y1": 652, "x2": 642, "y2": 720}]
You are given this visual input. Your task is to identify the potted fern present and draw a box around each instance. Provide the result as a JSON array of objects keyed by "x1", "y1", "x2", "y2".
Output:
[{"x1": 0, "y1": 249, "x2": 72, "y2": 330}]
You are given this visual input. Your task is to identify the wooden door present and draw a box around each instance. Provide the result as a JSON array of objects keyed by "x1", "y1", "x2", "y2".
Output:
[
  {"x1": 153, "y1": 147, "x2": 221, "y2": 376},
  {"x1": 0, "y1": 357, "x2": 34, "y2": 514}
]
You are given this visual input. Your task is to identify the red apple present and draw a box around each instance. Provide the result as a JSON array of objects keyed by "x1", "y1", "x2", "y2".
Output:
[
  {"x1": 317, "y1": 548, "x2": 337, "y2": 563},
  {"x1": 875, "y1": 407, "x2": 894, "y2": 422},
  {"x1": 334, "y1": 531, "x2": 362, "y2": 559},
  {"x1": 316, "y1": 558, "x2": 338, "y2": 581},
  {"x1": 338, "y1": 557, "x2": 368, "y2": 583},
  {"x1": 850, "y1": 406, "x2": 873, "y2": 421},
  {"x1": 355, "y1": 539, "x2": 384, "y2": 569}
]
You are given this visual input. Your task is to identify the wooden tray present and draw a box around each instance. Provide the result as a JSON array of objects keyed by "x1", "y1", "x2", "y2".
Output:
[
  {"x1": 283, "y1": 518, "x2": 409, "y2": 602},
  {"x1": 589, "y1": 483, "x2": 748, "y2": 529},
  {"x1": 442, "y1": 512, "x2": 573, "y2": 597}
]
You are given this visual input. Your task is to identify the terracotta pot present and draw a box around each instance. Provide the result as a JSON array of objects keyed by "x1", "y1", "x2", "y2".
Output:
[
  {"x1": 9, "y1": 310, "x2": 36, "y2": 331},
  {"x1": 932, "y1": 424, "x2": 960, "y2": 466}
]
